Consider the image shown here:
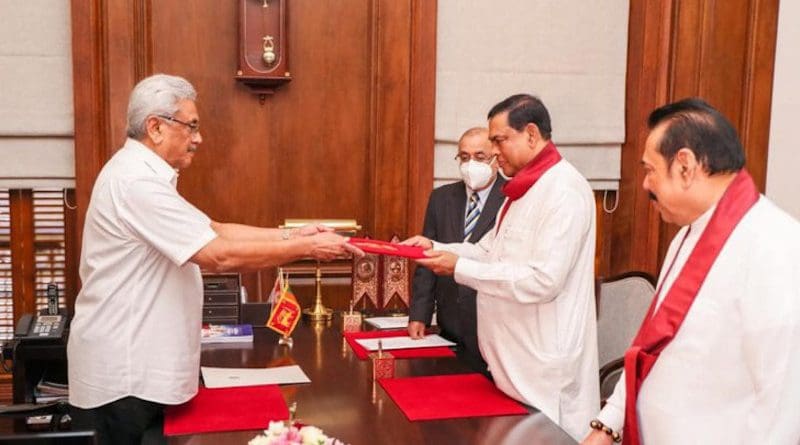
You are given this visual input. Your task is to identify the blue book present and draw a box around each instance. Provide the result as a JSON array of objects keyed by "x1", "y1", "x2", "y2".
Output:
[{"x1": 201, "y1": 324, "x2": 254, "y2": 344}]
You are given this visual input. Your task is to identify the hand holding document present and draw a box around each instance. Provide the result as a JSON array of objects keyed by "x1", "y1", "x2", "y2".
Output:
[
  {"x1": 201, "y1": 365, "x2": 310, "y2": 389},
  {"x1": 355, "y1": 334, "x2": 455, "y2": 352}
]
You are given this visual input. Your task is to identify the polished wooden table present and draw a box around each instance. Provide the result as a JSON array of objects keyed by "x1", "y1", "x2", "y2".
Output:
[{"x1": 170, "y1": 319, "x2": 577, "y2": 445}]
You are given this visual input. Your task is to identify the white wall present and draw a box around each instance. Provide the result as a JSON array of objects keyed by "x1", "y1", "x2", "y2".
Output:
[
  {"x1": 434, "y1": 0, "x2": 629, "y2": 190},
  {"x1": 0, "y1": 0, "x2": 74, "y2": 188},
  {"x1": 766, "y1": 1, "x2": 800, "y2": 220}
]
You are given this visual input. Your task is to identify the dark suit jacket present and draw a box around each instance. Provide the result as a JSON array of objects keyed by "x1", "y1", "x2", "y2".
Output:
[{"x1": 409, "y1": 176, "x2": 506, "y2": 373}]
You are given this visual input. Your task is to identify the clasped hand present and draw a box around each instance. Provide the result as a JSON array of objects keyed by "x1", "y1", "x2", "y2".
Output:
[
  {"x1": 400, "y1": 235, "x2": 458, "y2": 276},
  {"x1": 301, "y1": 224, "x2": 364, "y2": 261}
]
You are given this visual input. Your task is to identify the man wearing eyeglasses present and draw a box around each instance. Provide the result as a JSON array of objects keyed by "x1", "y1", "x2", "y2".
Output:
[
  {"x1": 407, "y1": 127, "x2": 506, "y2": 374},
  {"x1": 67, "y1": 74, "x2": 362, "y2": 445},
  {"x1": 404, "y1": 94, "x2": 599, "y2": 441}
]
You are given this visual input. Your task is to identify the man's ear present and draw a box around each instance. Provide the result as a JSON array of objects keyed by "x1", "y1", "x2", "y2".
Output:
[
  {"x1": 145, "y1": 116, "x2": 163, "y2": 144},
  {"x1": 674, "y1": 147, "x2": 699, "y2": 187},
  {"x1": 524, "y1": 123, "x2": 540, "y2": 148}
]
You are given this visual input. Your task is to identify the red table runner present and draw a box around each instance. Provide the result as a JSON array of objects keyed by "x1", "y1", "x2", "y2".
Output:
[
  {"x1": 379, "y1": 373, "x2": 528, "y2": 421},
  {"x1": 344, "y1": 329, "x2": 455, "y2": 360},
  {"x1": 164, "y1": 385, "x2": 288, "y2": 436}
]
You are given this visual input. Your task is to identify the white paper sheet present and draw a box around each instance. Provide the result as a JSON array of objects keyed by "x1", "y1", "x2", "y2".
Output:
[
  {"x1": 364, "y1": 316, "x2": 409, "y2": 330},
  {"x1": 201, "y1": 365, "x2": 311, "y2": 389},
  {"x1": 364, "y1": 315, "x2": 438, "y2": 329},
  {"x1": 354, "y1": 334, "x2": 455, "y2": 351}
]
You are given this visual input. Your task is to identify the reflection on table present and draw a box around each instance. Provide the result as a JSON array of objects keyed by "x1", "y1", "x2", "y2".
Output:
[{"x1": 169, "y1": 318, "x2": 577, "y2": 445}]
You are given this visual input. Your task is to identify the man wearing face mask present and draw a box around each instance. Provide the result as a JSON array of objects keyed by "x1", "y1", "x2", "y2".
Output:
[
  {"x1": 404, "y1": 95, "x2": 599, "y2": 441},
  {"x1": 407, "y1": 127, "x2": 506, "y2": 373}
]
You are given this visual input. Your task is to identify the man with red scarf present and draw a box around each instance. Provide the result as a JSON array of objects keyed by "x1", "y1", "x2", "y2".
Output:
[
  {"x1": 405, "y1": 94, "x2": 600, "y2": 441},
  {"x1": 582, "y1": 99, "x2": 800, "y2": 444}
]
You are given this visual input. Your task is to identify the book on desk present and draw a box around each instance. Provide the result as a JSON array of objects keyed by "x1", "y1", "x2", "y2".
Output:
[{"x1": 201, "y1": 324, "x2": 254, "y2": 344}]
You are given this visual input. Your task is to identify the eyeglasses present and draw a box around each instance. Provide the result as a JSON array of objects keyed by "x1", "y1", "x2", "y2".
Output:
[
  {"x1": 454, "y1": 153, "x2": 496, "y2": 164},
  {"x1": 157, "y1": 114, "x2": 200, "y2": 134}
]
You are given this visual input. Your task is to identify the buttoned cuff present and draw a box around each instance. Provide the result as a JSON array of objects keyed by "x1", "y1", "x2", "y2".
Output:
[{"x1": 596, "y1": 403, "x2": 625, "y2": 436}]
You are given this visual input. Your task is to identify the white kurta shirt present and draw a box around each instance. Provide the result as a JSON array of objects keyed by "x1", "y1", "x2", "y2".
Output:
[
  {"x1": 68, "y1": 138, "x2": 217, "y2": 408},
  {"x1": 436, "y1": 159, "x2": 600, "y2": 441},
  {"x1": 597, "y1": 197, "x2": 800, "y2": 444}
]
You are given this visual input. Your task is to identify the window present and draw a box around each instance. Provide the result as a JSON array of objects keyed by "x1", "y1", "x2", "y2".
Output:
[
  {"x1": 0, "y1": 189, "x2": 72, "y2": 342},
  {"x1": 0, "y1": 191, "x2": 11, "y2": 341},
  {"x1": 33, "y1": 190, "x2": 67, "y2": 313}
]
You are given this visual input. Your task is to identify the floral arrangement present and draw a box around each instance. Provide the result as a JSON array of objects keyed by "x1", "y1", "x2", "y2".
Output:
[{"x1": 249, "y1": 421, "x2": 347, "y2": 445}]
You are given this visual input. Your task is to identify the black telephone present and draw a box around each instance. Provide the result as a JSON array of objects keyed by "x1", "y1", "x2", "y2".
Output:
[
  {"x1": 14, "y1": 313, "x2": 66, "y2": 341},
  {"x1": 13, "y1": 284, "x2": 67, "y2": 341}
]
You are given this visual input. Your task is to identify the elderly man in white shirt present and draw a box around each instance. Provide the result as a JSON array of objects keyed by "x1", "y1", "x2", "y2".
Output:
[
  {"x1": 582, "y1": 99, "x2": 800, "y2": 444},
  {"x1": 68, "y1": 74, "x2": 361, "y2": 445},
  {"x1": 405, "y1": 94, "x2": 600, "y2": 441}
]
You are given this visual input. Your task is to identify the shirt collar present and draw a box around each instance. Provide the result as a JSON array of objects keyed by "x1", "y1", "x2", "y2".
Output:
[
  {"x1": 688, "y1": 202, "x2": 717, "y2": 235},
  {"x1": 465, "y1": 176, "x2": 497, "y2": 204},
  {"x1": 123, "y1": 138, "x2": 179, "y2": 187}
]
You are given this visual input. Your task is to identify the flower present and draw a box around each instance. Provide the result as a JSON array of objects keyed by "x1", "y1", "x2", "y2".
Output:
[{"x1": 249, "y1": 421, "x2": 346, "y2": 445}]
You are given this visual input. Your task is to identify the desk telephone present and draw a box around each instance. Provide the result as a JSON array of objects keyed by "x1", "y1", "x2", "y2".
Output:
[{"x1": 14, "y1": 284, "x2": 66, "y2": 341}]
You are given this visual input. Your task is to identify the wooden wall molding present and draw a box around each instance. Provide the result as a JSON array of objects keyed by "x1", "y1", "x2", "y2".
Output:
[
  {"x1": 608, "y1": 0, "x2": 778, "y2": 277},
  {"x1": 70, "y1": 0, "x2": 436, "y2": 305}
]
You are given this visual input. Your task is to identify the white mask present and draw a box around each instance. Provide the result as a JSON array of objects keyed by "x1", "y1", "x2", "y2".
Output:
[{"x1": 459, "y1": 159, "x2": 495, "y2": 191}]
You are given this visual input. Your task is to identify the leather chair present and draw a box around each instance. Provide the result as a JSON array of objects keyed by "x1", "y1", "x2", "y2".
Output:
[{"x1": 595, "y1": 272, "x2": 656, "y2": 404}]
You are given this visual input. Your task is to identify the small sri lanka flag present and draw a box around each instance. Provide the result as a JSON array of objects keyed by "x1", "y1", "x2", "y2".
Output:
[{"x1": 266, "y1": 271, "x2": 301, "y2": 337}]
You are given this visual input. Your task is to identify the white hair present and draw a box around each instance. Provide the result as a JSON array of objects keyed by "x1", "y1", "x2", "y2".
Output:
[{"x1": 126, "y1": 74, "x2": 197, "y2": 139}]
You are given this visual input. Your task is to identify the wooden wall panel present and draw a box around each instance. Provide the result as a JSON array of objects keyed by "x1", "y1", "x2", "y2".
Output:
[
  {"x1": 71, "y1": 0, "x2": 436, "y2": 305},
  {"x1": 608, "y1": 0, "x2": 778, "y2": 277}
]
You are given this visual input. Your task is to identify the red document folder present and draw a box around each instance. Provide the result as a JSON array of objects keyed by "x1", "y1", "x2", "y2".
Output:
[
  {"x1": 379, "y1": 373, "x2": 528, "y2": 421},
  {"x1": 347, "y1": 238, "x2": 427, "y2": 259},
  {"x1": 163, "y1": 385, "x2": 289, "y2": 436},
  {"x1": 344, "y1": 329, "x2": 455, "y2": 360}
]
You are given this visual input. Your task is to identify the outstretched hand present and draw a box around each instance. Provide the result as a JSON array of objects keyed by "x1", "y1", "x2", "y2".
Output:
[
  {"x1": 307, "y1": 232, "x2": 363, "y2": 261},
  {"x1": 297, "y1": 223, "x2": 334, "y2": 237},
  {"x1": 400, "y1": 235, "x2": 433, "y2": 250},
  {"x1": 414, "y1": 250, "x2": 458, "y2": 276}
]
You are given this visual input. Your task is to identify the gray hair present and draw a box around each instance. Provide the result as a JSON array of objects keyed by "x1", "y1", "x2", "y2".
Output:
[{"x1": 126, "y1": 74, "x2": 197, "y2": 139}]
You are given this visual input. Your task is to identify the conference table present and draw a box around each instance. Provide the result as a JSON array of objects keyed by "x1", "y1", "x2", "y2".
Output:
[{"x1": 170, "y1": 318, "x2": 578, "y2": 445}]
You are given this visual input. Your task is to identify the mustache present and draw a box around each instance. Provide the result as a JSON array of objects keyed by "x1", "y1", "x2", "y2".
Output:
[
  {"x1": 648, "y1": 192, "x2": 658, "y2": 202},
  {"x1": 187, "y1": 146, "x2": 198, "y2": 153}
]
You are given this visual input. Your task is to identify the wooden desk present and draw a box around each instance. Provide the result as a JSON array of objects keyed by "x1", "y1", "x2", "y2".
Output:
[{"x1": 170, "y1": 320, "x2": 577, "y2": 445}]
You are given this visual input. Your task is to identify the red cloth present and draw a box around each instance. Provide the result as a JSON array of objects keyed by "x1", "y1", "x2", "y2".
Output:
[
  {"x1": 622, "y1": 170, "x2": 760, "y2": 445},
  {"x1": 347, "y1": 238, "x2": 426, "y2": 259},
  {"x1": 496, "y1": 141, "x2": 562, "y2": 229},
  {"x1": 344, "y1": 329, "x2": 455, "y2": 360},
  {"x1": 379, "y1": 373, "x2": 528, "y2": 421},
  {"x1": 163, "y1": 385, "x2": 289, "y2": 436}
]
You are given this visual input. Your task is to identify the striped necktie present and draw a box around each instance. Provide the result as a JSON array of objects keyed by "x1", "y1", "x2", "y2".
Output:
[{"x1": 464, "y1": 192, "x2": 481, "y2": 240}]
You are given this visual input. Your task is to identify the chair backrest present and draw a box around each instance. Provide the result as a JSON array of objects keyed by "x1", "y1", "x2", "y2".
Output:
[{"x1": 596, "y1": 272, "x2": 656, "y2": 367}]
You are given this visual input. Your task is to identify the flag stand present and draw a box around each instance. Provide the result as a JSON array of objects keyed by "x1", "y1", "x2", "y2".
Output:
[
  {"x1": 278, "y1": 334, "x2": 293, "y2": 348},
  {"x1": 302, "y1": 261, "x2": 333, "y2": 321}
]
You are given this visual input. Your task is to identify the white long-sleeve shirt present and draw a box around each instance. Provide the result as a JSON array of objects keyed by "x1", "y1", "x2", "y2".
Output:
[
  {"x1": 597, "y1": 197, "x2": 800, "y2": 444},
  {"x1": 436, "y1": 159, "x2": 600, "y2": 441}
]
